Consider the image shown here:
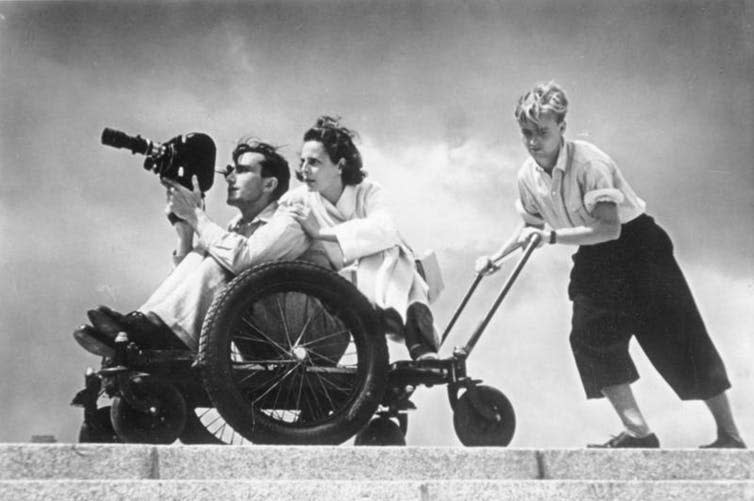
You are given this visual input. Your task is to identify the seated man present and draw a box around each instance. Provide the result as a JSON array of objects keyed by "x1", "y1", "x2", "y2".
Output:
[{"x1": 74, "y1": 139, "x2": 314, "y2": 355}]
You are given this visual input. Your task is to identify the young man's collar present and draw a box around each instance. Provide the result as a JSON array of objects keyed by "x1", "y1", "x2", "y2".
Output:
[
  {"x1": 553, "y1": 139, "x2": 568, "y2": 172},
  {"x1": 534, "y1": 139, "x2": 568, "y2": 173}
]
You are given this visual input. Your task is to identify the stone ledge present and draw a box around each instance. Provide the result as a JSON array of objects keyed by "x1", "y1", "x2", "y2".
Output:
[
  {"x1": 0, "y1": 479, "x2": 751, "y2": 501},
  {"x1": 1, "y1": 444, "x2": 752, "y2": 482},
  {"x1": 157, "y1": 445, "x2": 538, "y2": 480},
  {"x1": 0, "y1": 444, "x2": 155, "y2": 480},
  {"x1": 540, "y1": 449, "x2": 754, "y2": 480}
]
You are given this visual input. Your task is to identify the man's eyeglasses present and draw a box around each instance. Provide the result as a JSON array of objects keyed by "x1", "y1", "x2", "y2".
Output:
[
  {"x1": 216, "y1": 164, "x2": 236, "y2": 177},
  {"x1": 216, "y1": 140, "x2": 281, "y2": 177},
  {"x1": 216, "y1": 163, "x2": 255, "y2": 177}
]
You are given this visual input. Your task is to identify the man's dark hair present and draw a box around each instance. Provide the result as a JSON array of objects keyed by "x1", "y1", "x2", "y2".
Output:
[
  {"x1": 232, "y1": 139, "x2": 290, "y2": 201},
  {"x1": 299, "y1": 115, "x2": 366, "y2": 186}
]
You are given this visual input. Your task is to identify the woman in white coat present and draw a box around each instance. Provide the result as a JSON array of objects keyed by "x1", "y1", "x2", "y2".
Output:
[{"x1": 283, "y1": 116, "x2": 439, "y2": 360}]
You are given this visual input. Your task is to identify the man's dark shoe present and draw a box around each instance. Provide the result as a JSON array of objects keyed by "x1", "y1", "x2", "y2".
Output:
[
  {"x1": 122, "y1": 311, "x2": 188, "y2": 350},
  {"x1": 97, "y1": 305, "x2": 126, "y2": 322},
  {"x1": 73, "y1": 324, "x2": 115, "y2": 358},
  {"x1": 86, "y1": 309, "x2": 123, "y2": 341},
  {"x1": 588, "y1": 431, "x2": 660, "y2": 448},
  {"x1": 700, "y1": 432, "x2": 747, "y2": 449},
  {"x1": 88, "y1": 308, "x2": 173, "y2": 349},
  {"x1": 122, "y1": 311, "x2": 163, "y2": 336}
]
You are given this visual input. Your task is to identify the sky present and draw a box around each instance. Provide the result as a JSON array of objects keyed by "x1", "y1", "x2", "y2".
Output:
[{"x1": 0, "y1": 0, "x2": 752, "y2": 447}]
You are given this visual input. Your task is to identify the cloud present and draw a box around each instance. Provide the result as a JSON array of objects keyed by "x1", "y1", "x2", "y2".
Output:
[{"x1": 360, "y1": 136, "x2": 523, "y2": 254}]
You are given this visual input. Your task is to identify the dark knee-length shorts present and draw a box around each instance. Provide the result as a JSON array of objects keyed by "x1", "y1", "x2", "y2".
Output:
[{"x1": 568, "y1": 214, "x2": 730, "y2": 400}]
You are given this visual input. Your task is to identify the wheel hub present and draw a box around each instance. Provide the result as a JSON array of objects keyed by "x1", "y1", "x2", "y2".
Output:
[{"x1": 291, "y1": 345, "x2": 308, "y2": 361}]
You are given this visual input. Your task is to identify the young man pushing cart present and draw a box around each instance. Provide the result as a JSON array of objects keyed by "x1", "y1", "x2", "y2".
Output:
[{"x1": 476, "y1": 81, "x2": 745, "y2": 448}]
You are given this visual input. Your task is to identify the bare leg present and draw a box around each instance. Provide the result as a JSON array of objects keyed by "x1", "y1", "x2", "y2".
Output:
[
  {"x1": 704, "y1": 392, "x2": 743, "y2": 441},
  {"x1": 601, "y1": 383, "x2": 652, "y2": 437}
]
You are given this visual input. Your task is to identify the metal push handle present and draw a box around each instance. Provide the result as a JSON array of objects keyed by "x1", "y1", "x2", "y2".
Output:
[
  {"x1": 439, "y1": 273, "x2": 484, "y2": 347},
  {"x1": 460, "y1": 233, "x2": 541, "y2": 356},
  {"x1": 440, "y1": 234, "x2": 540, "y2": 347}
]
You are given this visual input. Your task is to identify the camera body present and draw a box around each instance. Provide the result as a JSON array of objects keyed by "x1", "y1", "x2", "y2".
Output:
[{"x1": 101, "y1": 128, "x2": 216, "y2": 193}]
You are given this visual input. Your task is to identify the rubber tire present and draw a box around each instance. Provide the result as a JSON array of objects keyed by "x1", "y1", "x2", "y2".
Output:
[
  {"x1": 78, "y1": 406, "x2": 120, "y2": 443},
  {"x1": 453, "y1": 385, "x2": 515, "y2": 447},
  {"x1": 111, "y1": 378, "x2": 187, "y2": 444},
  {"x1": 198, "y1": 261, "x2": 388, "y2": 445},
  {"x1": 354, "y1": 416, "x2": 406, "y2": 446}
]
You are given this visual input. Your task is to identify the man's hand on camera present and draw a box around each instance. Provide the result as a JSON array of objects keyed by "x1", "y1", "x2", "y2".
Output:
[
  {"x1": 174, "y1": 220, "x2": 194, "y2": 239},
  {"x1": 162, "y1": 176, "x2": 204, "y2": 228}
]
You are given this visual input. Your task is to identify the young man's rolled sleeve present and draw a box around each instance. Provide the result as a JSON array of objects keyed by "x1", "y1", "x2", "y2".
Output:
[
  {"x1": 580, "y1": 160, "x2": 625, "y2": 213},
  {"x1": 583, "y1": 188, "x2": 624, "y2": 212}
]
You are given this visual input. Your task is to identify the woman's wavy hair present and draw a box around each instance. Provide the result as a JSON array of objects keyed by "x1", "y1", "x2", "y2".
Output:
[{"x1": 298, "y1": 115, "x2": 366, "y2": 185}]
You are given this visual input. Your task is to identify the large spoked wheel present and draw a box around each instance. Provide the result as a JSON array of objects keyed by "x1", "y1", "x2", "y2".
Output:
[
  {"x1": 354, "y1": 416, "x2": 406, "y2": 446},
  {"x1": 198, "y1": 261, "x2": 389, "y2": 445},
  {"x1": 111, "y1": 377, "x2": 187, "y2": 444},
  {"x1": 453, "y1": 385, "x2": 515, "y2": 446},
  {"x1": 180, "y1": 407, "x2": 249, "y2": 445}
]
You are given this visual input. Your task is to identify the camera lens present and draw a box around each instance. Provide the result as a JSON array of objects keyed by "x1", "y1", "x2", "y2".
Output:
[{"x1": 101, "y1": 128, "x2": 150, "y2": 155}]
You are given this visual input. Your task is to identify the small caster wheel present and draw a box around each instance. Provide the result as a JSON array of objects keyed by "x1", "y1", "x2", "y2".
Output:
[{"x1": 453, "y1": 385, "x2": 515, "y2": 446}]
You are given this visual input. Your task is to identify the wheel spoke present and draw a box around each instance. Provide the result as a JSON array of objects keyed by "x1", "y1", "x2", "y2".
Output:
[
  {"x1": 299, "y1": 386, "x2": 318, "y2": 423},
  {"x1": 298, "y1": 328, "x2": 351, "y2": 348},
  {"x1": 293, "y1": 298, "x2": 326, "y2": 347},
  {"x1": 251, "y1": 362, "x2": 302, "y2": 406},
  {"x1": 302, "y1": 373, "x2": 326, "y2": 416},
  {"x1": 305, "y1": 348, "x2": 342, "y2": 366},
  {"x1": 233, "y1": 366, "x2": 270, "y2": 386},
  {"x1": 275, "y1": 295, "x2": 293, "y2": 348},
  {"x1": 237, "y1": 315, "x2": 289, "y2": 354},
  {"x1": 311, "y1": 368, "x2": 340, "y2": 412},
  {"x1": 269, "y1": 367, "x2": 289, "y2": 416},
  {"x1": 294, "y1": 366, "x2": 306, "y2": 418},
  {"x1": 313, "y1": 372, "x2": 354, "y2": 394},
  {"x1": 231, "y1": 360, "x2": 297, "y2": 368}
]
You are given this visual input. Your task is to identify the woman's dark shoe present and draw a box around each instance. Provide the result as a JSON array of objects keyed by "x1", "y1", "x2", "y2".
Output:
[
  {"x1": 700, "y1": 432, "x2": 747, "y2": 449},
  {"x1": 73, "y1": 324, "x2": 115, "y2": 358},
  {"x1": 588, "y1": 431, "x2": 660, "y2": 448},
  {"x1": 408, "y1": 343, "x2": 439, "y2": 361},
  {"x1": 404, "y1": 303, "x2": 439, "y2": 361}
]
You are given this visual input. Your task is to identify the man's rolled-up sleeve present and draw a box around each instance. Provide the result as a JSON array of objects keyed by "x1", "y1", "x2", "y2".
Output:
[
  {"x1": 581, "y1": 160, "x2": 624, "y2": 213},
  {"x1": 197, "y1": 215, "x2": 310, "y2": 275}
]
